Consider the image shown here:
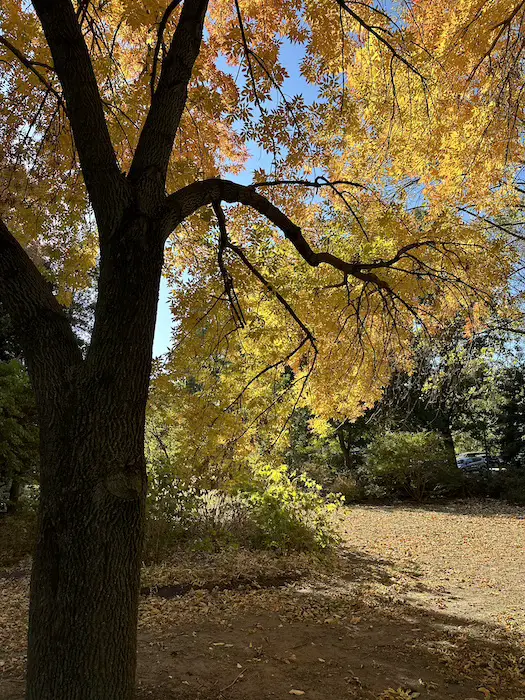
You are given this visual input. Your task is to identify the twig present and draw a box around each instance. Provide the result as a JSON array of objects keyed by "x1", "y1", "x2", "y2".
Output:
[{"x1": 219, "y1": 667, "x2": 248, "y2": 694}]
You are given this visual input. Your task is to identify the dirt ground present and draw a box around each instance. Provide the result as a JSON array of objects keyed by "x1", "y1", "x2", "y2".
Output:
[{"x1": 1, "y1": 500, "x2": 525, "y2": 699}]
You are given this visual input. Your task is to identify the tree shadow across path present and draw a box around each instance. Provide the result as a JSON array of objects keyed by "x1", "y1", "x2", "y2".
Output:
[{"x1": 134, "y1": 544, "x2": 525, "y2": 699}]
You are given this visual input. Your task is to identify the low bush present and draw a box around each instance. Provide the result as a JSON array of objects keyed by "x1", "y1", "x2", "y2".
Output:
[
  {"x1": 500, "y1": 468, "x2": 525, "y2": 504},
  {"x1": 366, "y1": 431, "x2": 462, "y2": 501},
  {"x1": 460, "y1": 469, "x2": 502, "y2": 498},
  {"x1": 329, "y1": 474, "x2": 367, "y2": 503},
  {"x1": 144, "y1": 460, "x2": 339, "y2": 562},
  {"x1": 239, "y1": 463, "x2": 340, "y2": 551},
  {"x1": 0, "y1": 497, "x2": 37, "y2": 567},
  {"x1": 458, "y1": 465, "x2": 525, "y2": 502}
]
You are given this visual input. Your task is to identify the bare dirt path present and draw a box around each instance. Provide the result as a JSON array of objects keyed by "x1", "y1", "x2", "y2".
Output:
[
  {"x1": 1, "y1": 500, "x2": 525, "y2": 699},
  {"x1": 341, "y1": 501, "x2": 525, "y2": 633}
]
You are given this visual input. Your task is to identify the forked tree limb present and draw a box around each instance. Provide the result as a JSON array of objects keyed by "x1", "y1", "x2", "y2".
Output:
[
  {"x1": 129, "y1": 0, "x2": 210, "y2": 191},
  {"x1": 212, "y1": 202, "x2": 246, "y2": 329},
  {"x1": 208, "y1": 202, "x2": 319, "y2": 411},
  {"x1": 150, "y1": 0, "x2": 184, "y2": 98}
]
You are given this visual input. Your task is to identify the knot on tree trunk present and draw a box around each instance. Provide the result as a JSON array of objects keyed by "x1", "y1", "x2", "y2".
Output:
[{"x1": 103, "y1": 470, "x2": 145, "y2": 500}]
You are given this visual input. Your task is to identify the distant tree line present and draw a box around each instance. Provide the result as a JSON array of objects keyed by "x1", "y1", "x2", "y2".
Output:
[{"x1": 286, "y1": 326, "x2": 525, "y2": 502}]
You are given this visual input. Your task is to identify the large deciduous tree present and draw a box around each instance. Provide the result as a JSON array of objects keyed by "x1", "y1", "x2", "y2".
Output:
[{"x1": 1, "y1": 0, "x2": 524, "y2": 697}]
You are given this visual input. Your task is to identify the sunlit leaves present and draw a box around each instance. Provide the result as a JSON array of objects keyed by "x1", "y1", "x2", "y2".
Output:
[{"x1": 2, "y1": 0, "x2": 524, "y2": 461}]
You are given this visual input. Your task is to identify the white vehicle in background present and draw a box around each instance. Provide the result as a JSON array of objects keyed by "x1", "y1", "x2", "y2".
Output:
[
  {"x1": 456, "y1": 453, "x2": 505, "y2": 473},
  {"x1": 457, "y1": 452, "x2": 484, "y2": 470}
]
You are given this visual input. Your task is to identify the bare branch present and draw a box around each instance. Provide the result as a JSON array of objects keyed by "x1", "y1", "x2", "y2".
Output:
[
  {"x1": 334, "y1": 0, "x2": 426, "y2": 82},
  {"x1": 467, "y1": 1, "x2": 525, "y2": 79},
  {"x1": 223, "y1": 337, "x2": 310, "y2": 413},
  {"x1": 0, "y1": 35, "x2": 63, "y2": 106},
  {"x1": 212, "y1": 202, "x2": 246, "y2": 329},
  {"x1": 227, "y1": 240, "x2": 318, "y2": 354},
  {"x1": 459, "y1": 207, "x2": 525, "y2": 242},
  {"x1": 234, "y1": 0, "x2": 263, "y2": 114},
  {"x1": 225, "y1": 368, "x2": 315, "y2": 448},
  {"x1": 251, "y1": 176, "x2": 365, "y2": 191},
  {"x1": 207, "y1": 201, "x2": 319, "y2": 414}
]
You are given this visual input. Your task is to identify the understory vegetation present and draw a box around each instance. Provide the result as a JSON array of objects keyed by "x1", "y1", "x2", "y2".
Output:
[
  {"x1": 4, "y1": 323, "x2": 525, "y2": 564},
  {"x1": 140, "y1": 327, "x2": 525, "y2": 559},
  {"x1": 144, "y1": 462, "x2": 340, "y2": 561},
  {"x1": 132, "y1": 331, "x2": 525, "y2": 558}
]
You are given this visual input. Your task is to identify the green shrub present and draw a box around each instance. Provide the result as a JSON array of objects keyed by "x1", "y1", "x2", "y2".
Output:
[
  {"x1": 366, "y1": 431, "x2": 461, "y2": 501},
  {"x1": 296, "y1": 461, "x2": 335, "y2": 490},
  {"x1": 144, "y1": 460, "x2": 339, "y2": 562},
  {"x1": 460, "y1": 469, "x2": 502, "y2": 498},
  {"x1": 144, "y1": 468, "x2": 203, "y2": 562},
  {"x1": 458, "y1": 465, "x2": 525, "y2": 501},
  {"x1": 239, "y1": 463, "x2": 340, "y2": 551},
  {"x1": 0, "y1": 497, "x2": 37, "y2": 567},
  {"x1": 501, "y1": 468, "x2": 525, "y2": 504},
  {"x1": 0, "y1": 360, "x2": 39, "y2": 491}
]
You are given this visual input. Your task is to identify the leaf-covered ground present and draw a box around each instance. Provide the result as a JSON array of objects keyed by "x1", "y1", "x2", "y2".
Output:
[{"x1": 1, "y1": 500, "x2": 525, "y2": 699}]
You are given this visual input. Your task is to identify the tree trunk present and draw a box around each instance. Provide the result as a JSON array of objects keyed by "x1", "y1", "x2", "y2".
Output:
[
  {"x1": 7, "y1": 477, "x2": 21, "y2": 513},
  {"x1": 25, "y1": 390, "x2": 148, "y2": 700},
  {"x1": 337, "y1": 426, "x2": 365, "y2": 485},
  {"x1": 440, "y1": 419, "x2": 457, "y2": 467},
  {"x1": 26, "y1": 402, "x2": 147, "y2": 700},
  {"x1": 337, "y1": 429, "x2": 353, "y2": 471},
  {"x1": 23, "y1": 211, "x2": 165, "y2": 700}
]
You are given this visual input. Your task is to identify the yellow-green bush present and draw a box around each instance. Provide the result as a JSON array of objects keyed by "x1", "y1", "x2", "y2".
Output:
[{"x1": 144, "y1": 459, "x2": 339, "y2": 562}]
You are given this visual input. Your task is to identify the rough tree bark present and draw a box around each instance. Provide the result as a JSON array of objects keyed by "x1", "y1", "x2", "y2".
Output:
[
  {"x1": 24, "y1": 223, "x2": 165, "y2": 700},
  {"x1": 0, "y1": 206, "x2": 166, "y2": 700}
]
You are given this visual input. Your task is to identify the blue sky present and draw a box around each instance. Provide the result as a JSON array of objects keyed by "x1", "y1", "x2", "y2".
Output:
[{"x1": 153, "y1": 276, "x2": 172, "y2": 356}]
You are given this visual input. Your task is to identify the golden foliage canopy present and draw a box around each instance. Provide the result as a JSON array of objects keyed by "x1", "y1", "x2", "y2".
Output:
[{"x1": 2, "y1": 0, "x2": 525, "y2": 452}]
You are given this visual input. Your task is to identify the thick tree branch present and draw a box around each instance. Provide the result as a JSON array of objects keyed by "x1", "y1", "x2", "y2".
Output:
[
  {"x1": 150, "y1": 0, "x2": 184, "y2": 98},
  {"x1": 163, "y1": 178, "x2": 398, "y2": 292},
  {"x1": 32, "y1": 0, "x2": 128, "y2": 234},
  {"x1": 165, "y1": 180, "x2": 480, "y2": 337},
  {"x1": 0, "y1": 218, "x2": 83, "y2": 402},
  {"x1": 129, "y1": 0, "x2": 210, "y2": 191}
]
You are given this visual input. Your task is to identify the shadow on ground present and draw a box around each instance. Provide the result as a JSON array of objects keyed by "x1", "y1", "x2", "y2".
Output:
[
  {"x1": 132, "y1": 544, "x2": 525, "y2": 700},
  {"x1": 2, "y1": 504, "x2": 524, "y2": 700}
]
